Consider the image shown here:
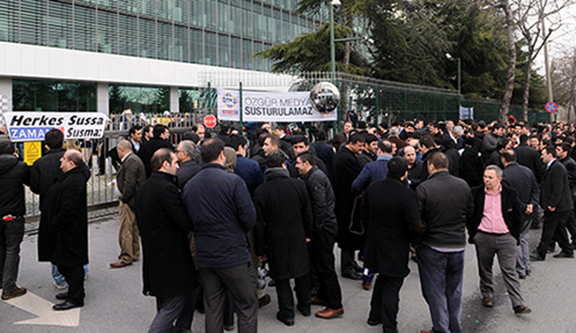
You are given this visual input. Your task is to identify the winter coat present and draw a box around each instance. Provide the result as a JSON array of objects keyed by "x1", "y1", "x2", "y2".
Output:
[
  {"x1": 254, "y1": 168, "x2": 312, "y2": 280},
  {"x1": 117, "y1": 152, "x2": 146, "y2": 210},
  {"x1": 137, "y1": 138, "x2": 173, "y2": 178},
  {"x1": 135, "y1": 171, "x2": 198, "y2": 297},
  {"x1": 235, "y1": 155, "x2": 265, "y2": 196},
  {"x1": 176, "y1": 159, "x2": 202, "y2": 190},
  {"x1": 40, "y1": 167, "x2": 90, "y2": 266},
  {"x1": 301, "y1": 166, "x2": 338, "y2": 236},
  {"x1": 0, "y1": 154, "x2": 30, "y2": 217},
  {"x1": 30, "y1": 148, "x2": 65, "y2": 208}
]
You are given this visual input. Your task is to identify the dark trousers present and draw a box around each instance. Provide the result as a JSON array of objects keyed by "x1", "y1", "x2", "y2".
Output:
[
  {"x1": 416, "y1": 245, "x2": 464, "y2": 333},
  {"x1": 369, "y1": 275, "x2": 404, "y2": 333},
  {"x1": 174, "y1": 286, "x2": 202, "y2": 331},
  {"x1": 565, "y1": 210, "x2": 576, "y2": 245},
  {"x1": 275, "y1": 274, "x2": 311, "y2": 319},
  {"x1": 149, "y1": 294, "x2": 187, "y2": 333},
  {"x1": 536, "y1": 210, "x2": 573, "y2": 258},
  {"x1": 57, "y1": 265, "x2": 85, "y2": 305},
  {"x1": 311, "y1": 232, "x2": 343, "y2": 309},
  {"x1": 340, "y1": 249, "x2": 360, "y2": 275},
  {"x1": 0, "y1": 217, "x2": 25, "y2": 292},
  {"x1": 200, "y1": 263, "x2": 258, "y2": 333}
]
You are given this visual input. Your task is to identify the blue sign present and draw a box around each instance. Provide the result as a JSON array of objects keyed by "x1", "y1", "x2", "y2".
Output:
[{"x1": 9, "y1": 127, "x2": 54, "y2": 141}]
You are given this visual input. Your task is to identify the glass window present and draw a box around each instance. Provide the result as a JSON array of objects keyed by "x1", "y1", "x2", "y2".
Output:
[
  {"x1": 48, "y1": 1, "x2": 73, "y2": 49},
  {"x1": 282, "y1": 11, "x2": 291, "y2": 43},
  {"x1": 253, "y1": 4, "x2": 262, "y2": 41},
  {"x1": 119, "y1": 14, "x2": 138, "y2": 56},
  {"x1": 191, "y1": 0, "x2": 203, "y2": 27},
  {"x1": 74, "y1": 6, "x2": 96, "y2": 52},
  {"x1": 157, "y1": 0, "x2": 170, "y2": 21},
  {"x1": 97, "y1": 0, "x2": 117, "y2": 10},
  {"x1": 243, "y1": 39, "x2": 253, "y2": 70},
  {"x1": 157, "y1": 22, "x2": 172, "y2": 60},
  {"x1": 139, "y1": 0, "x2": 153, "y2": 16},
  {"x1": 118, "y1": 0, "x2": 138, "y2": 13},
  {"x1": 230, "y1": 2, "x2": 242, "y2": 35},
  {"x1": 138, "y1": 17, "x2": 156, "y2": 58},
  {"x1": 109, "y1": 84, "x2": 170, "y2": 114},
  {"x1": 231, "y1": 37, "x2": 241, "y2": 69},
  {"x1": 97, "y1": 9, "x2": 118, "y2": 54},
  {"x1": 242, "y1": 1, "x2": 252, "y2": 38},
  {"x1": 20, "y1": 0, "x2": 47, "y2": 46},
  {"x1": 273, "y1": 9, "x2": 281, "y2": 44},
  {"x1": 174, "y1": 25, "x2": 188, "y2": 62},
  {"x1": 174, "y1": 0, "x2": 187, "y2": 24},
  {"x1": 204, "y1": 31, "x2": 216, "y2": 65},
  {"x1": 253, "y1": 42, "x2": 262, "y2": 71},
  {"x1": 204, "y1": 0, "x2": 217, "y2": 30},
  {"x1": 265, "y1": 7, "x2": 273, "y2": 42},
  {"x1": 0, "y1": 0, "x2": 19, "y2": 43},
  {"x1": 218, "y1": 1, "x2": 229, "y2": 33},
  {"x1": 179, "y1": 88, "x2": 201, "y2": 114},
  {"x1": 190, "y1": 28, "x2": 202, "y2": 64},
  {"x1": 218, "y1": 34, "x2": 230, "y2": 67},
  {"x1": 13, "y1": 79, "x2": 97, "y2": 112}
]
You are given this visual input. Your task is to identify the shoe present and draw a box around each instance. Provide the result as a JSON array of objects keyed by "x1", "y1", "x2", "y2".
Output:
[
  {"x1": 526, "y1": 269, "x2": 531, "y2": 275},
  {"x1": 530, "y1": 251, "x2": 545, "y2": 261},
  {"x1": 547, "y1": 246, "x2": 556, "y2": 253},
  {"x1": 530, "y1": 224, "x2": 541, "y2": 230},
  {"x1": 420, "y1": 330, "x2": 432, "y2": 333},
  {"x1": 513, "y1": 305, "x2": 532, "y2": 315},
  {"x1": 1, "y1": 287, "x2": 27, "y2": 300},
  {"x1": 110, "y1": 260, "x2": 132, "y2": 268},
  {"x1": 56, "y1": 292, "x2": 68, "y2": 300},
  {"x1": 553, "y1": 252, "x2": 574, "y2": 258},
  {"x1": 297, "y1": 305, "x2": 311, "y2": 317},
  {"x1": 53, "y1": 280, "x2": 68, "y2": 290},
  {"x1": 53, "y1": 301, "x2": 83, "y2": 311},
  {"x1": 268, "y1": 279, "x2": 276, "y2": 287},
  {"x1": 258, "y1": 294, "x2": 271, "y2": 309},
  {"x1": 410, "y1": 255, "x2": 418, "y2": 263},
  {"x1": 367, "y1": 318, "x2": 381, "y2": 326},
  {"x1": 224, "y1": 325, "x2": 234, "y2": 331},
  {"x1": 518, "y1": 274, "x2": 526, "y2": 279},
  {"x1": 276, "y1": 312, "x2": 295, "y2": 326},
  {"x1": 482, "y1": 297, "x2": 493, "y2": 308},
  {"x1": 362, "y1": 281, "x2": 371, "y2": 290},
  {"x1": 311, "y1": 296, "x2": 327, "y2": 306},
  {"x1": 342, "y1": 270, "x2": 362, "y2": 280},
  {"x1": 315, "y1": 307, "x2": 344, "y2": 319},
  {"x1": 573, "y1": 244, "x2": 576, "y2": 250}
]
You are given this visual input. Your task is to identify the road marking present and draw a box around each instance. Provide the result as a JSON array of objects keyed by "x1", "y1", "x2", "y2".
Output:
[{"x1": 3, "y1": 292, "x2": 80, "y2": 327}]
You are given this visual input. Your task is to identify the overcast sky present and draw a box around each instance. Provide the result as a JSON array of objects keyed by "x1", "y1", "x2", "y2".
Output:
[{"x1": 534, "y1": 3, "x2": 576, "y2": 74}]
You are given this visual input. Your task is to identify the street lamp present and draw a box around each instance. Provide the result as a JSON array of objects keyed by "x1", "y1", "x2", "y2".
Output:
[
  {"x1": 330, "y1": 0, "x2": 340, "y2": 84},
  {"x1": 446, "y1": 53, "x2": 461, "y2": 95}
]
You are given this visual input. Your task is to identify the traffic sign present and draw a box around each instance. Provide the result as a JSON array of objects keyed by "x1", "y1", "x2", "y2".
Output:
[
  {"x1": 545, "y1": 101, "x2": 557, "y2": 113},
  {"x1": 204, "y1": 115, "x2": 217, "y2": 128},
  {"x1": 23, "y1": 141, "x2": 42, "y2": 166}
]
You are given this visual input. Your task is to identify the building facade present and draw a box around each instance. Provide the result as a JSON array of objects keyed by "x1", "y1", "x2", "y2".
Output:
[{"x1": 0, "y1": 0, "x2": 324, "y2": 115}]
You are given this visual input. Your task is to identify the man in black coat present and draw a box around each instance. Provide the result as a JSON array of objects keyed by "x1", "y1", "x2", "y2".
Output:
[
  {"x1": 0, "y1": 141, "x2": 30, "y2": 300},
  {"x1": 361, "y1": 157, "x2": 421, "y2": 332},
  {"x1": 135, "y1": 148, "x2": 198, "y2": 332},
  {"x1": 515, "y1": 134, "x2": 543, "y2": 183},
  {"x1": 333, "y1": 133, "x2": 365, "y2": 280},
  {"x1": 288, "y1": 135, "x2": 328, "y2": 178},
  {"x1": 138, "y1": 124, "x2": 173, "y2": 178},
  {"x1": 175, "y1": 140, "x2": 202, "y2": 190},
  {"x1": 41, "y1": 150, "x2": 89, "y2": 310},
  {"x1": 254, "y1": 151, "x2": 313, "y2": 326},
  {"x1": 358, "y1": 134, "x2": 378, "y2": 168},
  {"x1": 556, "y1": 142, "x2": 576, "y2": 247},
  {"x1": 296, "y1": 152, "x2": 344, "y2": 319},
  {"x1": 313, "y1": 131, "x2": 335, "y2": 181},
  {"x1": 531, "y1": 146, "x2": 575, "y2": 261},
  {"x1": 459, "y1": 137, "x2": 484, "y2": 188},
  {"x1": 467, "y1": 165, "x2": 532, "y2": 314}
]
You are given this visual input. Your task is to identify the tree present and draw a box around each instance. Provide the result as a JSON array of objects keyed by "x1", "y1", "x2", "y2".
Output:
[{"x1": 552, "y1": 49, "x2": 576, "y2": 122}]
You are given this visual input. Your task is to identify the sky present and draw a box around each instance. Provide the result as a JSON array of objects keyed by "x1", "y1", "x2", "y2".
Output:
[{"x1": 534, "y1": 2, "x2": 576, "y2": 74}]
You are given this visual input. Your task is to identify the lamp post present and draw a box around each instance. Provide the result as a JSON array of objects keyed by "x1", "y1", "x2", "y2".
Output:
[
  {"x1": 330, "y1": 0, "x2": 340, "y2": 84},
  {"x1": 446, "y1": 53, "x2": 461, "y2": 95}
]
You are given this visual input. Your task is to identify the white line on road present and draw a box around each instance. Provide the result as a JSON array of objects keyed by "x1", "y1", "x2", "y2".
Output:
[{"x1": 3, "y1": 292, "x2": 80, "y2": 327}]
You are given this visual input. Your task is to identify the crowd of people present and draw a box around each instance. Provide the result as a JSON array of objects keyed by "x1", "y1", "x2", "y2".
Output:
[{"x1": 1, "y1": 116, "x2": 576, "y2": 333}]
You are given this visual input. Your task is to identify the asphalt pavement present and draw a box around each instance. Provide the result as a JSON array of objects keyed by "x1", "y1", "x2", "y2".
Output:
[{"x1": 1, "y1": 216, "x2": 576, "y2": 333}]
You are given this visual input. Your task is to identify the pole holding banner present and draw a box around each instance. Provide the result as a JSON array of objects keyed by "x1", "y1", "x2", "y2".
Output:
[
  {"x1": 207, "y1": 82, "x2": 212, "y2": 115},
  {"x1": 239, "y1": 82, "x2": 244, "y2": 135}
]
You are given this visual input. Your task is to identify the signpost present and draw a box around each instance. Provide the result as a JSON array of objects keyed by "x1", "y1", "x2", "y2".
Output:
[
  {"x1": 23, "y1": 141, "x2": 42, "y2": 166},
  {"x1": 545, "y1": 101, "x2": 557, "y2": 114},
  {"x1": 203, "y1": 114, "x2": 217, "y2": 129}
]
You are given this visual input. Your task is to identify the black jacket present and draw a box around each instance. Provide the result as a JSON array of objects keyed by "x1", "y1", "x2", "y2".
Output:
[
  {"x1": 559, "y1": 156, "x2": 576, "y2": 199},
  {"x1": 0, "y1": 154, "x2": 30, "y2": 217},
  {"x1": 313, "y1": 142, "x2": 335, "y2": 181},
  {"x1": 40, "y1": 167, "x2": 90, "y2": 266},
  {"x1": 138, "y1": 138, "x2": 173, "y2": 178},
  {"x1": 135, "y1": 171, "x2": 198, "y2": 297},
  {"x1": 288, "y1": 155, "x2": 327, "y2": 179},
  {"x1": 407, "y1": 159, "x2": 423, "y2": 189},
  {"x1": 467, "y1": 184, "x2": 523, "y2": 245},
  {"x1": 357, "y1": 150, "x2": 377, "y2": 168},
  {"x1": 362, "y1": 178, "x2": 420, "y2": 278},
  {"x1": 420, "y1": 148, "x2": 457, "y2": 181},
  {"x1": 183, "y1": 164, "x2": 257, "y2": 268},
  {"x1": 502, "y1": 162, "x2": 540, "y2": 207},
  {"x1": 176, "y1": 159, "x2": 202, "y2": 190},
  {"x1": 254, "y1": 168, "x2": 312, "y2": 280},
  {"x1": 541, "y1": 159, "x2": 574, "y2": 212},
  {"x1": 515, "y1": 144, "x2": 543, "y2": 183},
  {"x1": 459, "y1": 146, "x2": 484, "y2": 188},
  {"x1": 302, "y1": 166, "x2": 338, "y2": 236},
  {"x1": 30, "y1": 148, "x2": 65, "y2": 208},
  {"x1": 416, "y1": 170, "x2": 473, "y2": 248}
]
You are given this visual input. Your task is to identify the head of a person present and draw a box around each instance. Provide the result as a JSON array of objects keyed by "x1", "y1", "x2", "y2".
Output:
[
  {"x1": 365, "y1": 134, "x2": 379, "y2": 154},
  {"x1": 229, "y1": 134, "x2": 248, "y2": 155},
  {"x1": 404, "y1": 122, "x2": 415, "y2": 133},
  {"x1": 263, "y1": 135, "x2": 281, "y2": 156},
  {"x1": 492, "y1": 123, "x2": 504, "y2": 136},
  {"x1": 377, "y1": 139, "x2": 394, "y2": 156},
  {"x1": 275, "y1": 126, "x2": 286, "y2": 137},
  {"x1": 557, "y1": 142, "x2": 572, "y2": 160},
  {"x1": 176, "y1": 140, "x2": 197, "y2": 163},
  {"x1": 45, "y1": 128, "x2": 64, "y2": 150},
  {"x1": 497, "y1": 138, "x2": 512, "y2": 152},
  {"x1": 541, "y1": 145, "x2": 557, "y2": 164},
  {"x1": 129, "y1": 125, "x2": 142, "y2": 142},
  {"x1": 266, "y1": 150, "x2": 286, "y2": 169},
  {"x1": 261, "y1": 122, "x2": 272, "y2": 132},
  {"x1": 484, "y1": 165, "x2": 503, "y2": 191},
  {"x1": 420, "y1": 134, "x2": 436, "y2": 154},
  {"x1": 295, "y1": 152, "x2": 315, "y2": 176},
  {"x1": 529, "y1": 135, "x2": 540, "y2": 149},
  {"x1": 292, "y1": 135, "x2": 310, "y2": 156},
  {"x1": 116, "y1": 140, "x2": 133, "y2": 160},
  {"x1": 429, "y1": 122, "x2": 440, "y2": 135},
  {"x1": 387, "y1": 156, "x2": 408, "y2": 181},
  {"x1": 317, "y1": 130, "x2": 328, "y2": 142},
  {"x1": 192, "y1": 124, "x2": 206, "y2": 141},
  {"x1": 344, "y1": 121, "x2": 354, "y2": 134},
  {"x1": 151, "y1": 148, "x2": 179, "y2": 175},
  {"x1": 427, "y1": 152, "x2": 449, "y2": 175},
  {"x1": 452, "y1": 126, "x2": 464, "y2": 139},
  {"x1": 143, "y1": 125, "x2": 154, "y2": 140},
  {"x1": 501, "y1": 149, "x2": 517, "y2": 166},
  {"x1": 60, "y1": 149, "x2": 83, "y2": 173},
  {"x1": 153, "y1": 124, "x2": 169, "y2": 140},
  {"x1": 347, "y1": 133, "x2": 365, "y2": 154},
  {"x1": 201, "y1": 138, "x2": 226, "y2": 165},
  {"x1": 0, "y1": 140, "x2": 15, "y2": 155},
  {"x1": 224, "y1": 147, "x2": 237, "y2": 172},
  {"x1": 446, "y1": 120, "x2": 455, "y2": 133},
  {"x1": 403, "y1": 145, "x2": 417, "y2": 165}
]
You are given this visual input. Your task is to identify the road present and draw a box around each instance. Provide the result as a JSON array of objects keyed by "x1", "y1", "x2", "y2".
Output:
[{"x1": 1, "y1": 216, "x2": 576, "y2": 332}]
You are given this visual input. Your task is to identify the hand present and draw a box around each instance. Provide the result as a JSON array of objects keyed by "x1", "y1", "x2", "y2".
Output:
[
  {"x1": 305, "y1": 238, "x2": 311, "y2": 243},
  {"x1": 525, "y1": 204, "x2": 533, "y2": 215},
  {"x1": 548, "y1": 206, "x2": 556, "y2": 212}
]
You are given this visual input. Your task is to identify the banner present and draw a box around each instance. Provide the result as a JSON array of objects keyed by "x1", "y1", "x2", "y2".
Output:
[
  {"x1": 217, "y1": 89, "x2": 337, "y2": 122},
  {"x1": 2, "y1": 112, "x2": 109, "y2": 142},
  {"x1": 459, "y1": 106, "x2": 474, "y2": 120}
]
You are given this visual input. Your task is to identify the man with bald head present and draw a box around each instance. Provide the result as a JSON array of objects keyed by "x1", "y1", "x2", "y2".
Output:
[
  {"x1": 110, "y1": 140, "x2": 146, "y2": 269},
  {"x1": 40, "y1": 149, "x2": 90, "y2": 310}
]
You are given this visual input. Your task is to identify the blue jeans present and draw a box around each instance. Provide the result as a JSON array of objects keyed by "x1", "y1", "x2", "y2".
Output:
[
  {"x1": 53, "y1": 264, "x2": 89, "y2": 286},
  {"x1": 416, "y1": 245, "x2": 464, "y2": 333}
]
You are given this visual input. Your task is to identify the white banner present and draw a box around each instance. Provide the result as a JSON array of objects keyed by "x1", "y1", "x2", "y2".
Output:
[
  {"x1": 217, "y1": 89, "x2": 337, "y2": 122},
  {"x1": 459, "y1": 106, "x2": 474, "y2": 120},
  {"x1": 3, "y1": 112, "x2": 109, "y2": 142}
]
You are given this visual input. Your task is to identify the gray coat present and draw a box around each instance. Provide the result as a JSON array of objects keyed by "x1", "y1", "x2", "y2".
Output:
[{"x1": 117, "y1": 152, "x2": 146, "y2": 210}]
